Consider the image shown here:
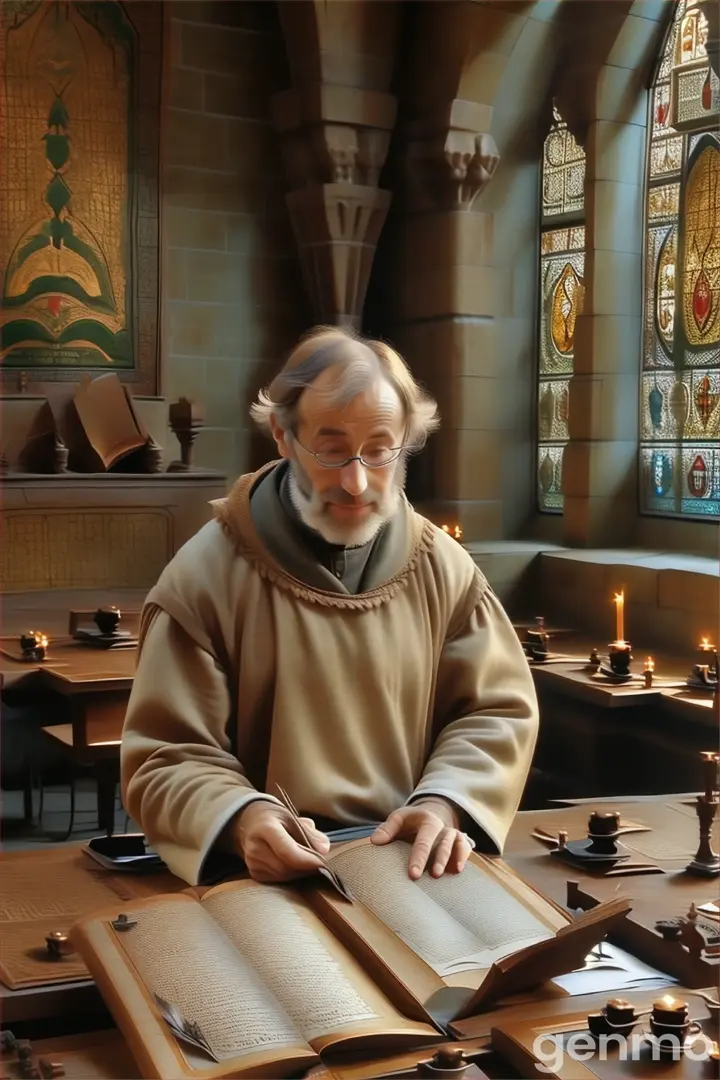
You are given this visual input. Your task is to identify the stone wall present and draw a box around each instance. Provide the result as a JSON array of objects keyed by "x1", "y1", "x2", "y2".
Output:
[{"x1": 161, "y1": 0, "x2": 308, "y2": 480}]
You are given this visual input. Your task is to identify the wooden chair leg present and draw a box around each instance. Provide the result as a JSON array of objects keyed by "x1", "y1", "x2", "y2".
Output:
[
  {"x1": 22, "y1": 763, "x2": 33, "y2": 822},
  {"x1": 55, "y1": 775, "x2": 76, "y2": 843},
  {"x1": 96, "y1": 764, "x2": 118, "y2": 836}
]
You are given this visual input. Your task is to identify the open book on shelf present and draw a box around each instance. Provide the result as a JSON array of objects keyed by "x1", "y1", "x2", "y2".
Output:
[{"x1": 70, "y1": 839, "x2": 632, "y2": 1080}]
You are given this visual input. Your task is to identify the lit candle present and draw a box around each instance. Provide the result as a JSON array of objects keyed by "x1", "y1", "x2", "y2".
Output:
[
  {"x1": 613, "y1": 591, "x2": 625, "y2": 644},
  {"x1": 652, "y1": 995, "x2": 687, "y2": 1014},
  {"x1": 643, "y1": 657, "x2": 654, "y2": 688},
  {"x1": 699, "y1": 638, "x2": 715, "y2": 653},
  {"x1": 701, "y1": 751, "x2": 719, "y2": 801},
  {"x1": 441, "y1": 525, "x2": 450, "y2": 535},
  {"x1": 453, "y1": 525, "x2": 463, "y2": 541}
]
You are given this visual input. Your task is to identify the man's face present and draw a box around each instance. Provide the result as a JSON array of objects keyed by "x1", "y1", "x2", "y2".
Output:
[{"x1": 274, "y1": 369, "x2": 407, "y2": 547}]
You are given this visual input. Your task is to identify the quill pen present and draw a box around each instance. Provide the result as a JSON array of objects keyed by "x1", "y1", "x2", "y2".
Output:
[
  {"x1": 275, "y1": 785, "x2": 354, "y2": 902},
  {"x1": 152, "y1": 994, "x2": 219, "y2": 1062}
]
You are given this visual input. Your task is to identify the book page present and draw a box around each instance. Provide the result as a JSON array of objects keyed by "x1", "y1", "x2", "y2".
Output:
[
  {"x1": 118, "y1": 898, "x2": 305, "y2": 1062},
  {"x1": 73, "y1": 373, "x2": 146, "y2": 468},
  {"x1": 327, "y1": 842, "x2": 552, "y2": 977},
  {"x1": 203, "y1": 884, "x2": 382, "y2": 1043}
]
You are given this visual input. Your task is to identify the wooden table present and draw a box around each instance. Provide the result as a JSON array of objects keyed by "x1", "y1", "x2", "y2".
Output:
[
  {"x1": 1, "y1": 797, "x2": 704, "y2": 1022},
  {"x1": 1, "y1": 590, "x2": 143, "y2": 831},
  {"x1": 2, "y1": 795, "x2": 718, "y2": 1078},
  {"x1": 526, "y1": 643, "x2": 716, "y2": 799}
]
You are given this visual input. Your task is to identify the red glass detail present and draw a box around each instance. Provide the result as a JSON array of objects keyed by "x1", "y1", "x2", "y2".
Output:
[
  {"x1": 695, "y1": 375, "x2": 716, "y2": 428},
  {"x1": 47, "y1": 295, "x2": 62, "y2": 317},
  {"x1": 656, "y1": 101, "x2": 669, "y2": 126},
  {"x1": 693, "y1": 269, "x2": 712, "y2": 332},
  {"x1": 687, "y1": 454, "x2": 708, "y2": 497},
  {"x1": 702, "y1": 69, "x2": 712, "y2": 111}
]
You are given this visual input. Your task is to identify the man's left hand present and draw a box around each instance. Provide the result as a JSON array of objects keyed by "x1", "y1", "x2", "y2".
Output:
[{"x1": 370, "y1": 798, "x2": 475, "y2": 880}]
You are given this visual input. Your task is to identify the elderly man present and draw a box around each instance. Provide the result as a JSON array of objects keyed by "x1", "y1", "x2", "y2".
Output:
[{"x1": 121, "y1": 327, "x2": 538, "y2": 886}]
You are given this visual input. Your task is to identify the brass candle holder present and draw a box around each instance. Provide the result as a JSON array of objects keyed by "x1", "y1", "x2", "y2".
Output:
[
  {"x1": 608, "y1": 641, "x2": 633, "y2": 678},
  {"x1": 20, "y1": 631, "x2": 49, "y2": 662},
  {"x1": 587, "y1": 997, "x2": 641, "y2": 1038},
  {"x1": 648, "y1": 994, "x2": 703, "y2": 1052},
  {"x1": 686, "y1": 751, "x2": 720, "y2": 877},
  {"x1": 689, "y1": 639, "x2": 718, "y2": 689}
]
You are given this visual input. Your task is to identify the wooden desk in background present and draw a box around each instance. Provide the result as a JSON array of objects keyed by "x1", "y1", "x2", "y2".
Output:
[
  {"x1": 528, "y1": 645, "x2": 715, "y2": 801},
  {"x1": 1, "y1": 590, "x2": 143, "y2": 831}
]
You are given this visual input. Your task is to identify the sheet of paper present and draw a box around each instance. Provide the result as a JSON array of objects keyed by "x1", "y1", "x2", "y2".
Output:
[{"x1": 552, "y1": 941, "x2": 678, "y2": 995}]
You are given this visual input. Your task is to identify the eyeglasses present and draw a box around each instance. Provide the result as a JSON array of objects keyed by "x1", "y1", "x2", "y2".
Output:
[{"x1": 293, "y1": 436, "x2": 406, "y2": 470}]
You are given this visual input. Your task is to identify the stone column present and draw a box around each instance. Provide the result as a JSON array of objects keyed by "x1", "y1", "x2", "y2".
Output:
[
  {"x1": 271, "y1": 0, "x2": 398, "y2": 329},
  {"x1": 397, "y1": 102, "x2": 501, "y2": 536},
  {"x1": 563, "y1": 9, "x2": 666, "y2": 546}
]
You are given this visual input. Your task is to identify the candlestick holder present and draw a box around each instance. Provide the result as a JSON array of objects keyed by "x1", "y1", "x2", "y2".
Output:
[
  {"x1": 168, "y1": 397, "x2": 204, "y2": 472},
  {"x1": 686, "y1": 793, "x2": 720, "y2": 877},
  {"x1": 551, "y1": 810, "x2": 630, "y2": 866},
  {"x1": 597, "y1": 642, "x2": 633, "y2": 682},
  {"x1": 688, "y1": 643, "x2": 718, "y2": 691},
  {"x1": 587, "y1": 997, "x2": 643, "y2": 1039},
  {"x1": 648, "y1": 996, "x2": 703, "y2": 1055},
  {"x1": 523, "y1": 616, "x2": 550, "y2": 662},
  {"x1": 19, "y1": 632, "x2": 48, "y2": 662}
]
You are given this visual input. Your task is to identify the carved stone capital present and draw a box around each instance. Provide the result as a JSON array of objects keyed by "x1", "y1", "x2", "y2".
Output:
[
  {"x1": 272, "y1": 84, "x2": 396, "y2": 187},
  {"x1": 285, "y1": 183, "x2": 391, "y2": 328},
  {"x1": 272, "y1": 83, "x2": 397, "y2": 325},
  {"x1": 406, "y1": 128, "x2": 500, "y2": 212}
]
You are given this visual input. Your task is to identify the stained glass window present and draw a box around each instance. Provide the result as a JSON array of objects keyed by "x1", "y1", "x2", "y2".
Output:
[
  {"x1": 640, "y1": 0, "x2": 720, "y2": 519},
  {"x1": 537, "y1": 106, "x2": 586, "y2": 512}
]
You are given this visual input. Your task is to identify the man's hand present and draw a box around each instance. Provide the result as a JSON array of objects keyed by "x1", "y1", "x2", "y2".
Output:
[
  {"x1": 370, "y1": 797, "x2": 474, "y2": 880},
  {"x1": 231, "y1": 801, "x2": 330, "y2": 883}
]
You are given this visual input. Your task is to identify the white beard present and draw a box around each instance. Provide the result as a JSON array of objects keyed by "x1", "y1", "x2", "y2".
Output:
[{"x1": 287, "y1": 461, "x2": 404, "y2": 547}]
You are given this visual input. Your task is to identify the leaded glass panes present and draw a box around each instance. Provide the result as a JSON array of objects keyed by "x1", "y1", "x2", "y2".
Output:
[
  {"x1": 640, "y1": 0, "x2": 720, "y2": 520},
  {"x1": 538, "y1": 107, "x2": 585, "y2": 513},
  {"x1": 542, "y1": 106, "x2": 585, "y2": 219}
]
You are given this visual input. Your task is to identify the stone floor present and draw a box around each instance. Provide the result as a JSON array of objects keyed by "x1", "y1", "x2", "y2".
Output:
[{"x1": 1, "y1": 781, "x2": 136, "y2": 851}]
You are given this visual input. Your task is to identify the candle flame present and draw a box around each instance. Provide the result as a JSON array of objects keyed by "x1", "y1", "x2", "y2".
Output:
[
  {"x1": 441, "y1": 525, "x2": 450, "y2": 534},
  {"x1": 645, "y1": 656, "x2": 655, "y2": 672},
  {"x1": 453, "y1": 525, "x2": 463, "y2": 540}
]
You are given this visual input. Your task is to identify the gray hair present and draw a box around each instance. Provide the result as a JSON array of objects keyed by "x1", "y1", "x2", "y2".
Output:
[{"x1": 250, "y1": 326, "x2": 440, "y2": 451}]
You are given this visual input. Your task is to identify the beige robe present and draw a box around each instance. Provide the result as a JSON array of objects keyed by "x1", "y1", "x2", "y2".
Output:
[{"x1": 120, "y1": 463, "x2": 539, "y2": 885}]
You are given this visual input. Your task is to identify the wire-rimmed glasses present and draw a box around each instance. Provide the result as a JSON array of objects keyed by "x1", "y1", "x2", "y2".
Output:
[{"x1": 293, "y1": 436, "x2": 406, "y2": 469}]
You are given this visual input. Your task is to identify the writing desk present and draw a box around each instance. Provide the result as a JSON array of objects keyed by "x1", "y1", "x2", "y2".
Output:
[{"x1": 1, "y1": 797, "x2": 704, "y2": 1025}]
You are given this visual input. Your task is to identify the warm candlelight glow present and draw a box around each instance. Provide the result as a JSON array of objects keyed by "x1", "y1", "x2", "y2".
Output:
[
  {"x1": 613, "y1": 591, "x2": 624, "y2": 644},
  {"x1": 699, "y1": 637, "x2": 716, "y2": 652},
  {"x1": 644, "y1": 657, "x2": 655, "y2": 672},
  {"x1": 607, "y1": 998, "x2": 631, "y2": 1009},
  {"x1": 653, "y1": 995, "x2": 686, "y2": 1011},
  {"x1": 453, "y1": 525, "x2": 463, "y2": 541},
  {"x1": 39, "y1": 635, "x2": 49, "y2": 648}
]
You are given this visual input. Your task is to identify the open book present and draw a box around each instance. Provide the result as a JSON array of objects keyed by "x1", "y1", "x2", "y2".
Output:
[
  {"x1": 72, "y1": 373, "x2": 149, "y2": 470},
  {"x1": 71, "y1": 839, "x2": 631, "y2": 1080}
]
